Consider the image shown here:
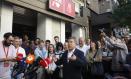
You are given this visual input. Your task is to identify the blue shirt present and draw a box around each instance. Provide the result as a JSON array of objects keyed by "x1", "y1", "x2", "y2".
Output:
[{"x1": 34, "y1": 47, "x2": 48, "y2": 59}]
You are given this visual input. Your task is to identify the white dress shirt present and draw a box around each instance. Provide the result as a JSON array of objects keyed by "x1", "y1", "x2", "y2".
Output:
[
  {"x1": 77, "y1": 44, "x2": 90, "y2": 56},
  {"x1": 16, "y1": 47, "x2": 26, "y2": 57},
  {"x1": 68, "y1": 48, "x2": 76, "y2": 59}
]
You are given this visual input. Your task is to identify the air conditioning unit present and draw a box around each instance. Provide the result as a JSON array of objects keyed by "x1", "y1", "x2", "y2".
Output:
[
  {"x1": 106, "y1": 9, "x2": 111, "y2": 12},
  {"x1": 75, "y1": 3, "x2": 80, "y2": 13}
]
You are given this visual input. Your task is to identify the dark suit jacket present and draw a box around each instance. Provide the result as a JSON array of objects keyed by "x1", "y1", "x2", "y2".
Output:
[
  {"x1": 126, "y1": 53, "x2": 131, "y2": 65},
  {"x1": 56, "y1": 48, "x2": 87, "y2": 79}
]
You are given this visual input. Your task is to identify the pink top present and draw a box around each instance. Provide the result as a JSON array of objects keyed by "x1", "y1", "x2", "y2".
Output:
[{"x1": 0, "y1": 41, "x2": 16, "y2": 78}]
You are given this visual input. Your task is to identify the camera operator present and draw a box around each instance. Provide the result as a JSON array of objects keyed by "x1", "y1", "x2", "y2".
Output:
[{"x1": 101, "y1": 30, "x2": 128, "y2": 75}]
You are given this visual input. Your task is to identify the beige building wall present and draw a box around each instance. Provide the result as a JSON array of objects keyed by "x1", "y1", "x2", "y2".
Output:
[
  {"x1": 0, "y1": 2, "x2": 13, "y2": 40},
  {"x1": 52, "y1": 18, "x2": 61, "y2": 44},
  {"x1": 87, "y1": 0, "x2": 100, "y2": 13},
  {"x1": 6, "y1": 0, "x2": 89, "y2": 27},
  {"x1": 0, "y1": 0, "x2": 88, "y2": 42},
  {"x1": 37, "y1": 13, "x2": 65, "y2": 44},
  {"x1": 37, "y1": 13, "x2": 52, "y2": 41},
  {"x1": 71, "y1": 23, "x2": 86, "y2": 43}
]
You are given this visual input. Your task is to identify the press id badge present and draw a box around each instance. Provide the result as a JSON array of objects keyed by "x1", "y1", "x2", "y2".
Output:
[{"x1": 4, "y1": 62, "x2": 9, "y2": 67}]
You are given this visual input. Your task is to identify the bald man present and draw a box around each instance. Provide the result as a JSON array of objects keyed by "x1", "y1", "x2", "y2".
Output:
[
  {"x1": 76, "y1": 37, "x2": 90, "y2": 79},
  {"x1": 76, "y1": 37, "x2": 90, "y2": 56}
]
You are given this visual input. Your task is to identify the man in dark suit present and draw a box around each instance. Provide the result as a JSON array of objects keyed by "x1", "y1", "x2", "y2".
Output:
[{"x1": 54, "y1": 37, "x2": 87, "y2": 79}]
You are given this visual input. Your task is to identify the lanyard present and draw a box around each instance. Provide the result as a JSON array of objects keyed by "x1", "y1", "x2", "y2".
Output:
[
  {"x1": 3, "y1": 46, "x2": 9, "y2": 58},
  {"x1": 17, "y1": 48, "x2": 19, "y2": 53},
  {"x1": 16, "y1": 47, "x2": 19, "y2": 55}
]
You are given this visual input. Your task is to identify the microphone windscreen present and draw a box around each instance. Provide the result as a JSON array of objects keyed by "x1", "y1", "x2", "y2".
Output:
[
  {"x1": 16, "y1": 53, "x2": 23, "y2": 61},
  {"x1": 26, "y1": 54, "x2": 35, "y2": 64},
  {"x1": 45, "y1": 58, "x2": 51, "y2": 64},
  {"x1": 39, "y1": 59, "x2": 49, "y2": 68}
]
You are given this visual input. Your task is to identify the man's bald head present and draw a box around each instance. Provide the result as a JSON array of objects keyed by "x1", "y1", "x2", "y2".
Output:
[{"x1": 79, "y1": 37, "x2": 85, "y2": 47}]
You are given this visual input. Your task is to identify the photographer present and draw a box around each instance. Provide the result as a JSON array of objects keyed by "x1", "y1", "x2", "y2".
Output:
[{"x1": 101, "y1": 30, "x2": 128, "y2": 75}]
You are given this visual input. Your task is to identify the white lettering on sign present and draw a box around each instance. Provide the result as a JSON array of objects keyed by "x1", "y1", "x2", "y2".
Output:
[{"x1": 52, "y1": 0, "x2": 62, "y2": 8}]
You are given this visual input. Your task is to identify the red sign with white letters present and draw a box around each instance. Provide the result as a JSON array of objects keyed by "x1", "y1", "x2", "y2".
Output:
[{"x1": 49, "y1": 0, "x2": 75, "y2": 18}]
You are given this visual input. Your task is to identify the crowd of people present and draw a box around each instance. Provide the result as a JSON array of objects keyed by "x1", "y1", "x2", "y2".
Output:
[{"x1": 0, "y1": 31, "x2": 131, "y2": 79}]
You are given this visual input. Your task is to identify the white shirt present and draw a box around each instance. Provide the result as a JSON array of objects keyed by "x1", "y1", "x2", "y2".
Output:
[
  {"x1": 77, "y1": 44, "x2": 90, "y2": 56},
  {"x1": 68, "y1": 48, "x2": 76, "y2": 58},
  {"x1": 16, "y1": 47, "x2": 26, "y2": 57},
  {"x1": 48, "y1": 53, "x2": 57, "y2": 71},
  {"x1": 0, "y1": 41, "x2": 16, "y2": 79}
]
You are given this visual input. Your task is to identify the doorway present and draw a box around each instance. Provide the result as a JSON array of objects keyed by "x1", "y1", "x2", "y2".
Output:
[{"x1": 12, "y1": 6, "x2": 37, "y2": 40}]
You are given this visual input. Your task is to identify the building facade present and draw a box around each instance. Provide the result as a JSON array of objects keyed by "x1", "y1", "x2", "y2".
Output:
[
  {"x1": 87, "y1": 0, "x2": 116, "y2": 14},
  {"x1": 0, "y1": 0, "x2": 90, "y2": 43},
  {"x1": 86, "y1": 0, "x2": 117, "y2": 40}
]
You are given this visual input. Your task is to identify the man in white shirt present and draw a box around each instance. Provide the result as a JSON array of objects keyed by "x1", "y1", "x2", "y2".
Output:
[
  {"x1": 55, "y1": 37, "x2": 87, "y2": 79},
  {"x1": 77, "y1": 37, "x2": 90, "y2": 56},
  {"x1": 0, "y1": 32, "x2": 16, "y2": 79},
  {"x1": 76, "y1": 37, "x2": 90, "y2": 79},
  {"x1": 13, "y1": 36, "x2": 26, "y2": 58},
  {"x1": 67, "y1": 48, "x2": 75, "y2": 62},
  {"x1": 13, "y1": 36, "x2": 26, "y2": 79}
]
